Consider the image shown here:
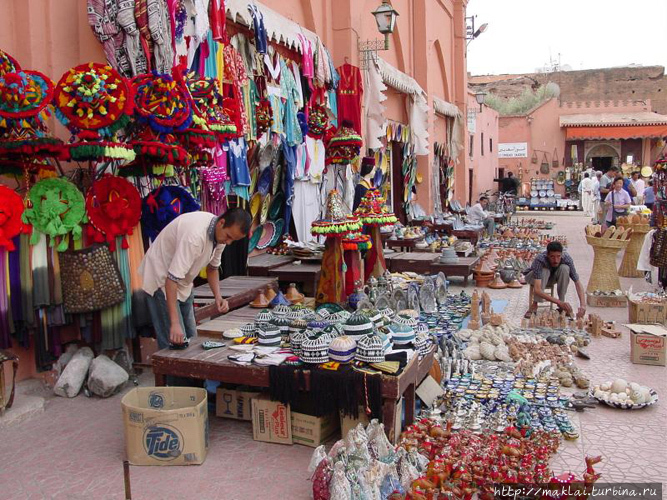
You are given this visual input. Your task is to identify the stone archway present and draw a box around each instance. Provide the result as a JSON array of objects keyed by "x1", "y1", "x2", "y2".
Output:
[{"x1": 584, "y1": 141, "x2": 621, "y2": 171}]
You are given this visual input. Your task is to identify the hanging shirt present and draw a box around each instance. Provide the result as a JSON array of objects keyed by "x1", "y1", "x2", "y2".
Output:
[
  {"x1": 248, "y1": 4, "x2": 268, "y2": 54},
  {"x1": 306, "y1": 136, "x2": 325, "y2": 183},
  {"x1": 280, "y1": 59, "x2": 303, "y2": 146},
  {"x1": 223, "y1": 45, "x2": 249, "y2": 136},
  {"x1": 336, "y1": 63, "x2": 362, "y2": 133},
  {"x1": 139, "y1": 212, "x2": 226, "y2": 302},
  {"x1": 267, "y1": 85, "x2": 284, "y2": 135},
  {"x1": 227, "y1": 138, "x2": 252, "y2": 187},
  {"x1": 297, "y1": 34, "x2": 314, "y2": 79}
]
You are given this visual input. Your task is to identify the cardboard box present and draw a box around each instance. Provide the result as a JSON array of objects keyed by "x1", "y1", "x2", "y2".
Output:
[
  {"x1": 291, "y1": 412, "x2": 339, "y2": 448},
  {"x1": 216, "y1": 388, "x2": 259, "y2": 421},
  {"x1": 587, "y1": 293, "x2": 627, "y2": 308},
  {"x1": 628, "y1": 298, "x2": 667, "y2": 325},
  {"x1": 626, "y1": 323, "x2": 667, "y2": 366},
  {"x1": 340, "y1": 407, "x2": 370, "y2": 438},
  {"x1": 251, "y1": 394, "x2": 292, "y2": 445},
  {"x1": 121, "y1": 387, "x2": 208, "y2": 466}
]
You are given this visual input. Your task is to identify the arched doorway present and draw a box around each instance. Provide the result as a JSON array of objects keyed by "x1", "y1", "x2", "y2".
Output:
[{"x1": 585, "y1": 143, "x2": 620, "y2": 173}]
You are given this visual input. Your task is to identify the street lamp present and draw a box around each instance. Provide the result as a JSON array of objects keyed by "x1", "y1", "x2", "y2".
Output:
[
  {"x1": 466, "y1": 16, "x2": 488, "y2": 44},
  {"x1": 359, "y1": 1, "x2": 400, "y2": 69},
  {"x1": 475, "y1": 91, "x2": 487, "y2": 112}
]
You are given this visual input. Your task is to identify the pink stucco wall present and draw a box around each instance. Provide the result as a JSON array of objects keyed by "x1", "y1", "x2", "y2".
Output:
[
  {"x1": 465, "y1": 93, "x2": 499, "y2": 203},
  {"x1": 498, "y1": 98, "x2": 658, "y2": 197}
]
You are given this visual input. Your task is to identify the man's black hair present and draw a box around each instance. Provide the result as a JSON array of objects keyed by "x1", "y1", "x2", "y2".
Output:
[
  {"x1": 546, "y1": 241, "x2": 563, "y2": 253},
  {"x1": 608, "y1": 166, "x2": 619, "y2": 172},
  {"x1": 507, "y1": 171, "x2": 514, "y2": 177},
  {"x1": 479, "y1": 196, "x2": 489, "y2": 202},
  {"x1": 221, "y1": 207, "x2": 252, "y2": 234},
  {"x1": 584, "y1": 172, "x2": 589, "y2": 178}
]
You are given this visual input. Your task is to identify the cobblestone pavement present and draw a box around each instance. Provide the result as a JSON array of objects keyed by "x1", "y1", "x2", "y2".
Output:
[{"x1": 0, "y1": 212, "x2": 664, "y2": 499}]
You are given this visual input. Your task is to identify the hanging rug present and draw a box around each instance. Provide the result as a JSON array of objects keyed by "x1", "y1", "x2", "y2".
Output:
[
  {"x1": 132, "y1": 72, "x2": 192, "y2": 133},
  {"x1": 141, "y1": 185, "x2": 200, "y2": 241}
]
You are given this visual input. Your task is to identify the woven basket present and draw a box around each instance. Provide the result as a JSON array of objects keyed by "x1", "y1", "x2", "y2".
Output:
[
  {"x1": 619, "y1": 224, "x2": 652, "y2": 278},
  {"x1": 586, "y1": 235, "x2": 629, "y2": 293}
]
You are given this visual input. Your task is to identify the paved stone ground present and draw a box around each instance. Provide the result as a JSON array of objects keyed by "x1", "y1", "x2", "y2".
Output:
[{"x1": 0, "y1": 212, "x2": 665, "y2": 499}]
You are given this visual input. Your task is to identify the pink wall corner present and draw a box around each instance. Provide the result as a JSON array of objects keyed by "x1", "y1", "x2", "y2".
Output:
[{"x1": 466, "y1": 94, "x2": 499, "y2": 203}]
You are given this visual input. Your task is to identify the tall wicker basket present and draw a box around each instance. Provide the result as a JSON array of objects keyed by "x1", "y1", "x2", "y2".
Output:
[
  {"x1": 585, "y1": 235, "x2": 630, "y2": 293},
  {"x1": 619, "y1": 224, "x2": 651, "y2": 278}
]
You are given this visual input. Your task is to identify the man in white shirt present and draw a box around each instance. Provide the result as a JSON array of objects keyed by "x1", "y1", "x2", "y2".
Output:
[
  {"x1": 630, "y1": 171, "x2": 645, "y2": 205},
  {"x1": 468, "y1": 196, "x2": 495, "y2": 235},
  {"x1": 580, "y1": 173, "x2": 594, "y2": 217},
  {"x1": 139, "y1": 208, "x2": 251, "y2": 348},
  {"x1": 591, "y1": 171, "x2": 602, "y2": 223}
]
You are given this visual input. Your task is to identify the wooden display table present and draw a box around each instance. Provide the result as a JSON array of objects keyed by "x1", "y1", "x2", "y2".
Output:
[
  {"x1": 247, "y1": 254, "x2": 295, "y2": 276},
  {"x1": 430, "y1": 256, "x2": 480, "y2": 285},
  {"x1": 385, "y1": 238, "x2": 423, "y2": 252},
  {"x1": 451, "y1": 228, "x2": 484, "y2": 245},
  {"x1": 269, "y1": 262, "x2": 321, "y2": 296},
  {"x1": 152, "y1": 338, "x2": 436, "y2": 443},
  {"x1": 389, "y1": 253, "x2": 441, "y2": 274},
  {"x1": 192, "y1": 276, "x2": 278, "y2": 323}
]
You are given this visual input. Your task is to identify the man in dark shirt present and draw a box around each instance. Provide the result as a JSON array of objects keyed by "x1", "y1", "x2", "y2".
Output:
[
  {"x1": 523, "y1": 241, "x2": 586, "y2": 319},
  {"x1": 494, "y1": 171, "x2": 520, "y2": 194}
]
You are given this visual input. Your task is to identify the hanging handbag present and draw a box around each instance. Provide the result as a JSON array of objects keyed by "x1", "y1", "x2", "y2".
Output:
[
  {"x1": 59, "y1": 245, "x2": 126, "y2": 314},
  {"x1": 650, "y1": 228, "x2": 667, "y2": 268}
]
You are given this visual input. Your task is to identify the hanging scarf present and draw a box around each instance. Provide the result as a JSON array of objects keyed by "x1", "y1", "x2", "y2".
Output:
[
  {"x1": 87, "y1": 0, "x2": 131, "y2": 75},
  {"x1": 117, "y1": 0, "x2": 149, "y2": 75}
]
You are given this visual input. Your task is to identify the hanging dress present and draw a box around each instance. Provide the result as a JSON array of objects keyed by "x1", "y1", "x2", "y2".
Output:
[{"x1": 336, "y1": 63, "x2": 363, "y2": 134}]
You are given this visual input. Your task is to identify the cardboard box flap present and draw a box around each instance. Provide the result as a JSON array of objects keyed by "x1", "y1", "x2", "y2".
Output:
[
  {"x1": 624, "y1": 324, "x2": 667, "y2": 336},
  {"x1": 122, "y1": 387, "x2": 207, "y2": 411}
]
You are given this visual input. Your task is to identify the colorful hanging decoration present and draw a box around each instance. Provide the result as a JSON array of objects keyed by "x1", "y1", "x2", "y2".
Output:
[
  {"x1": 131, "y1": 72, "x2": 192, "y2": 132},
  {"x1": 255, "y1": 98, "x2": 273, "y2": 137},
  {"x1": 86, "y1": 175, "x2": 141, "y2": 251},
  {"x1": 0, "y1": 69, "x2": 64, "y2": 161},
  {"x1": 341, "y1": 233, "x2": 371, "y2": 251},
  {"x1": 354, "y1": 189, "x2": 397, "y2": 279},
  {"x1": 141, "y1": 185, "x2": 200, "y2": 241},
  {"x1": 325, "y1": 121, "x2": 362, "y2": 166},
  {"x1": 54, "y1": 63, "x2": 135, "y2": 163},
  {"x1": 186, "y1": 73, "x2": 238, "y2": 141},
  {"x1": 0, "y1": 49, "x2": 20, "y2": 78},
  {"x1": 0, "y1": 185, "x2": 24, "y2": 250},
  {"x1": 22, "y1": 177, "x2": 86, "y2": 251},
  {"x1": 310, "y1": 190, "x2": 362, "y2": 237},
  {"x1": 307, "y1": 104, "x2": 329, "y2": 139}
]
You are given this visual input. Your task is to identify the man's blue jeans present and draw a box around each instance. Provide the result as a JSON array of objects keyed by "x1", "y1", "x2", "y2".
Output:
[{"x1": 145, "y1": 289, "x2": 197, "y2": 349}]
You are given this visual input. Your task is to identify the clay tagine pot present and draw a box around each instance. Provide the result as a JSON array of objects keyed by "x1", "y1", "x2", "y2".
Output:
[
  {"x1": 250, "y1": 290, "x2": 270, "y2": 308},
  {"x1": 488, "y1": 272, "x2": 508, "y2": 289},
  {"x1": 285, "y1": 283, "x2": 305, "y2": 304},
  {"x1": 265, "y1": 286, "x2": 277, "y2": 302},
  {"x1": 508, "y1": 278, "x2": 523, "y2": 289}
]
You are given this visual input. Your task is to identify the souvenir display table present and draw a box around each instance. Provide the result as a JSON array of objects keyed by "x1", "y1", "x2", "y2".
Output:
[
  {"x1": 388, "y1": 252, "x2": 441, "y2": 275},
  {"x1": 430, "y1": 256, "x2": 481, "y2": 286},
  {"x1": 268, "y1": 262, "x2": 322, "y2": 296},
  {"x1": 450, "y1": 227, "x2": 484, "y2": 245},
  {"x1": 385, "y1": 237, "x2": 423, "y2": 252},
  {"x1": 151, "y1": 337, "x2": 435, "y2": 443},
  {"x1": 247, "y1": 253, "x2": 296, "y2": 277},
  {"x1": 192, "y1": 277, "x2": 278, "y2": 323}
]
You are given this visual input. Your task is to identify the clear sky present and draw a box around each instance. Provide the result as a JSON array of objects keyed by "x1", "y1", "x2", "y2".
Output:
[{"x1": 466, "y1": 0, "x2": 667, "y2": 76}]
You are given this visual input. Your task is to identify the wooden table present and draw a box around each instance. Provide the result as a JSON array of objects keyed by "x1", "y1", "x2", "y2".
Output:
[
  {"x1": 389, "y1": 253, "x2": 441, "y2": 274},
  {"x1": 192, "y1": 276, "x2": 278, "y2": 323},
  {"x1": 152, "y1": 337, "x2": 435, "y2": 443},
  {"x1": 247, "y1": 253, "x2": 295, "y2": 276},
  {"x1": 269, "y1": 263, "x2": 321, "y2": 296},
  {"x1": 451, "y1": 228, "x2": 484, "y2": 245},
  {"x1": 430, "y1": 256, "x2": 480, "y2": 285},
  {"x1": 197, "y1": 305, "x2": 260, "y2": 337},
  {"x1": 386, "y1": 238, "x2": 423, "y2": 252}
]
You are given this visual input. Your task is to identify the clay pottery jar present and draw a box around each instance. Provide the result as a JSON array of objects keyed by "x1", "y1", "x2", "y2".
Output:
[
  {"x1": 250, "y1": 290, "x2": 270, "y2": 308},
  {"x1": 265, "y1": 286, "x2": 277, "y2": 302},
  {"x1": 474, "y1": 273, "x2": 493, "y2": 287},
  {"x1": 285, "y1": 283, "x2": 305, "y2": 304},
  {"x1": 488, "y1": 272, "x2": 507, "y2": 289},
  {"x1": 478, "y1": 258, "x2": 495, "y2": 274},
  {"x1": 508, "y1": 278, "x2": 523, "y2": 289}
]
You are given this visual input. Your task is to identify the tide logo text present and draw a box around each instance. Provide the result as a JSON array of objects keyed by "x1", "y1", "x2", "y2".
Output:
[{"x1": 143, "y1": 425, "x2": 183, "y2": 460}]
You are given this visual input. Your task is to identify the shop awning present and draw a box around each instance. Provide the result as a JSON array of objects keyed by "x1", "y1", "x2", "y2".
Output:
[
  {"x1": 560, "y1": 111, "x2": 667, "y2": 139},
  {"x1": 564, "y1": 124, "x2": 667, "y2": 140},
  {"x1": 433, "y1": 97, "x2": 461, "y2": 119}
]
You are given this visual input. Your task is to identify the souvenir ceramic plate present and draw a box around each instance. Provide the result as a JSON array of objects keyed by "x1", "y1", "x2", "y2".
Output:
[
  {"x1": 530, "y1": 190, "x2": 538, "y2": 197},
  {"x1": 249, "y1": 167, "x2": 258, "y2": 194},
  {"x1": 250, "y1": 193, "x2": 261, "y2": 220},
  {"x1": 590, "y1": 387, "x2": 658, "y2": 410},
  {"x1": 272, "y1": 163, "x2": 282, "y2": 195},
  {"x1": 256, "y1": 221, "x2": 276, "y2": 250},
  {"x1": 268, "y1": 192, "x2": 284, "y2": 221},
  {"x1": 270, "y1": 218, "x2": 284, "y2": 246},
  {"x1": 547, "y1": 189, "x2": 555, "y2": 197},
  {"x1": 260, "y1": 194, "x2": 271, "y2": 225},
  {"x1": 248, "y1": 225, "x2": 263, "y2": 252}
]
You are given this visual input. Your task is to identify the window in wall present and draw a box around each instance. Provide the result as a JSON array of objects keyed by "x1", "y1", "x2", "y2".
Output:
[
  {"x1": 490, "y1": 138, "x2": 493, "y2": 152},
  {"x1": 481, "y1": 133, "x2": 484, "y2": 156},
  {"x1": 469, "y1": 135, "x2": 474, "y2": 157}
]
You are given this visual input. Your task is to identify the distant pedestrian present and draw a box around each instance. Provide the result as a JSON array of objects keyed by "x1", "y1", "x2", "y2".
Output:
[
  {"x1": 604, "y1": 176, "x2": 632, "y2": 228},
  {"x1": 591, "y1": 171, "x2": 602, "y2": 223},
  {"x1": 468, "y1": 196, "x2": 495, "y2": 235},
  {"x1": 644, "y1": 180, "x2": 655, "y2": 211},
  {"x1": 580, "y1": 173, "x2": 594, "y2": 217},
  {"x1": 630, "y1": 171, "x2": 645, "y2": 205}
]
